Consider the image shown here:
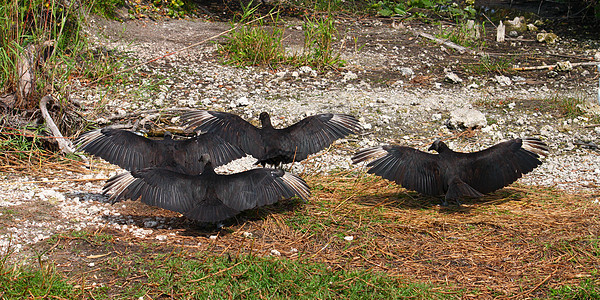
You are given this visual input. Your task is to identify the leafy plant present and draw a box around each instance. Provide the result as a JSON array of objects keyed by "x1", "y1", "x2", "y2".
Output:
[
  {"x1": 297, "y1": 14, "x2": 345, "y2": 70},
  {"x1": 372, "y1": 0, "x2": 476, "y2": 20},
  {"x1": 465, "y1": 55, "x2": 512, "y2": 74},
  {"x1": 220, "y1": 2, "x2": 287, "y2": 67},
  {"x1": 436, "y1": 20, "x2": 486, "y2": 49},
  {"x1": 220, "y1": 2, "x2": 344, "y2": 70}
]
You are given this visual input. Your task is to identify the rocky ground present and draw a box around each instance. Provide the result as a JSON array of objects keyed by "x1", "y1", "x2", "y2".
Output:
[{"x1": 2, "y1": 8, "x2": 600, "y2": 266}]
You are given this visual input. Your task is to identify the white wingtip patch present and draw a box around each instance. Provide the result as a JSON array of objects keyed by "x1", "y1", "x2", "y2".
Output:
[
  {"x1": 282, "y1": 172, "x2": 310, "y2": 202},
  {"x1": 75, "y1": 129, "x2": 102, "y2": 150},
  {"x1": 104, "y1": 172, "x2": 136, "y2": 202},
  {"x1": 351, "y1": 146, "x2": 387, "y2": 164},
  {"x1": 331, "y1": 114, "x2": 362, "y2": 133},
  {"x1": 522, "y1": 137, "x2": 549, "y2": 157},
  {"x1": 183, "y1": 110, "x2": 218, "y2": 131}
]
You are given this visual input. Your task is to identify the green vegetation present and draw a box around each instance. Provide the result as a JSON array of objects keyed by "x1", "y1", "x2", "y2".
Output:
[
  {"x1": 299, "y1": 14, "x2": 344, "y2": 70},
  {"x1": 436, "y1": 20, "x2": 486, "y2": 49},
  {"x1": 557, "y1": 96, "x2": 586, "y2": 119},
  {"x1": 0, "y1": 252, "x2": 79, "y2": 299},
  {"x1": 220, "y1": 4, "x2": 288, "y2": 68},
  {"x1": 549, "y1": 279, "x2": 600, "y2": 299},
  {"x1": 110, "y1": 253, "x2": 436, "y2": 299},
  {"x1": 0, "y1": 0, "x2": 122, "y2": 103},
  {"x1": 220, "y1": 2, "x2": 344, "y2": 70},
  {"x1": 372, "y1": 0, "x2": 476, "y2": 20},
  {"x1": 464, "y1": 55, "x2": 513, "y2": 75},
  {"x1": 0, "y1": 248, "x2": 442, "y2": 299}
]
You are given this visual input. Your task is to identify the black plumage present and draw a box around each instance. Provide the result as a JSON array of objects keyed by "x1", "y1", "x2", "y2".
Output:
[
  {"x1": 103, "y1": 157, "x2": 311, "y2": 222},
  {"x1": 182, "y1": 111, "x2": 362, "y2": 166},
  {"x1": 76, "y1": 127, "x2": 245, "y2": 174},
  {"x1": 352, "y1": 138, "x2": 549, "y2": 205}
]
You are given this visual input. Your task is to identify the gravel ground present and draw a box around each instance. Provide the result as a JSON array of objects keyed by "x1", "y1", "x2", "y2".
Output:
[{"x1": 2, "y1": 16, "x2": 600, "y2": 256}]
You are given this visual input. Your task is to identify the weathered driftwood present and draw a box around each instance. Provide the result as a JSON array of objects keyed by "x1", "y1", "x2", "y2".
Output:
[
  {"x1": 417, "y1": 32, "x2": 483, "y2": 56},
  {"x1": 17, "y1": 45, "x2": 35, "y2": 101},
  {"x1": 496, "y1": 21, "x2": 505, "y2": 42},
  {"x1": 16, "y1": 40, "x2": 55, "y2": 104},
  {"x1": 512, "y1": 61, "x2": 599, "y2": 71},
  {"x1": 39, "y1": 95, "x2": 75, "y2": 154}
]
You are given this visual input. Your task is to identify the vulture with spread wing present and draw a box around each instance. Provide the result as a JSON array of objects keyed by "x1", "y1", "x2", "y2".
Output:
[
  {"x1": 182, "y1": 111, "x2": 362, "y2": 166},
  {"x1": 76, "y1": 127, "x2": 245, "y2": 174},
  {"x1": 352, "y1": 138, "x2": 548, "y2": 205},
  {"x1": 104, "y1": 156, "x2": 310, "y2": 222}
]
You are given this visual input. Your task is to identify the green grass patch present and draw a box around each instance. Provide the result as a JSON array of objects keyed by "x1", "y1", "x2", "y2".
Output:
[
  {"x1": 372, "y1": 0, "x2": 476, "y2": 20},
  {"x1": 0, "y1": 248, "x2": 445, "y2": 299},
  {"x1": 549, "y1": 279, "x2": 600, "y2": 299},
  {"x1": 0, "y1": 256, "x2": 80, "y2": 299},
  {"x1": 220, "y1": 4, "x2": 288, "y2": 68},
  {"x1": 109, "y1": 253, "x2": 437, "y2": 299},
  {"x1": 220, "y1": 2, "x2": 344, "y2": 70},
  {"x1": 464, "y1": 55, "x2": 513, "y2": 75}
]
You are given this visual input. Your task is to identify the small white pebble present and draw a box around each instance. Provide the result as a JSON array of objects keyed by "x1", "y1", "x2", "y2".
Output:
[
  {"x1": 344, "y1": 236, "x2": 354, "y2": 241},
  {"x1": 270, "y1": 249, "x2": 281, "y2": 256},
  {"x1": 155, "y1": 235, "x2": 167, "y2": 241},
  {"x1": 88, "y1": 262, "x2": 95, "y2": 267},
  {"x1": 243, "y1": 232, "x2": 253, "y2": 238},
  {"x1": 209, "y1": 235, "x2": 218, "y2": 240}
]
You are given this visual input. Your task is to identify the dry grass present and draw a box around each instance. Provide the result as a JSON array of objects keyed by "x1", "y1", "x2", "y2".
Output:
[
  {"x1": 3, "y1": 145, "x2": 598, "y2": 298},
  {"x1": 38, "y1": 169, "x2": 599, "y2": 298}
]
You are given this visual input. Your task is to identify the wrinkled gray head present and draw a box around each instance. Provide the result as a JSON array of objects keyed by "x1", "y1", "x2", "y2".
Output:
[
  {"x1": 259, "y1": 112, "x2": 271, "y2": 127},
  {"x1": 200, "y1": 154, "x2": 212, "y2": 166},
  {"x1": 428, "y1": 139, "x2": 446, "y2": 153}
]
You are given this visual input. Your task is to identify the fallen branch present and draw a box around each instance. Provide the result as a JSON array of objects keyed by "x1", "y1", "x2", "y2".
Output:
[
  {"x1": 40, "y1": 95, "x2": 75, "y2": 154},
  {"x1": 418, "y1": 32, "x2": 483, "y2": 56},
  {"x1": 513, "y1": 61, "x2": 599, "y2": 71},
  {"x1": 2, "y1": 177, "x2": 109, "y2": 185},
  {"x1": 108, "y1": 108, "x2": 194, "y2": 121}
]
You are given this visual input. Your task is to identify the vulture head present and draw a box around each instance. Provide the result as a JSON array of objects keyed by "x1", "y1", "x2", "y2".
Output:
[
  {"x1": 428, "y1": 139, "x2": 450, "y2": 153},
  {"x1": 259, "y1": 112, "x2": 272, "y2": 128}
]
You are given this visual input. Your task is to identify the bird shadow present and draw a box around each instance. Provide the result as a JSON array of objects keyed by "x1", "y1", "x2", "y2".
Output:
[
  {"x1": 353, "y1": 188, "x2": 524, "y2": 213},
  {"x1": 71, "y1": 192, "x2": 306, "y2": 236}
]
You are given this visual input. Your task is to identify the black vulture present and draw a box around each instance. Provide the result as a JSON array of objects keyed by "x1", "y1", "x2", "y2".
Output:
[
  {"x1": 352, "y1": 137, "x2": 548, "y2": 205},
  {"x1": 103, "y1": 156, "x2": 311, "y2": 223},
  {"x1": 76, "y1": 127, "x2": 245, "y2": 174},
  {"x1": 182, "y1": 110, "x2": 362, "y2": 166}
]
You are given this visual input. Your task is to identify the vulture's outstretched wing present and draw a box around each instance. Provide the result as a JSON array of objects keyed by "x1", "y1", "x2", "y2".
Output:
[
  {"x1": 211, "y1": 168, "x2": 310, "y2": 211},
  {"x1": 282, "y1": 113, "x2": 362, "y2": 161},
  {"x1": 76, "y1": 128, "x2": 244, "y2": 173},
  {"x1": 182, "y1": 110, "x2": 264, "y2": 158},
  {"x1": 353, "y1": 145, "x2": 446, "y2": 196},
  {"x1": 103, "y1": 167, "x2": 310, "y2": 223},
  {"x1": 458, "y1": 137, "x2": 548, "y2": 194}
]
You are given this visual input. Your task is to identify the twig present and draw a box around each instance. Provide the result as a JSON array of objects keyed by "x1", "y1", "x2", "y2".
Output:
[
  {"x1": 39, "y1": 95, "x2": 75, "y2": 154},
  {"x1": 2, "y1": 177, "x2": 109, "y2": 185},
  {"x1": 507, "y1": 269, "x2": 558, "y2": 299},
  {"x1": 187, "y1": 261, "x2": 243, "y2": 283},
  {"x1": 82, "y1": 12, "x2": 276, "y2": 88},
  {"x1": 513, "y1": 61, "x2": 599, "y2": 71},
  {"x1": 108, "y1": 108, "x2": 194, "y2": 121}
]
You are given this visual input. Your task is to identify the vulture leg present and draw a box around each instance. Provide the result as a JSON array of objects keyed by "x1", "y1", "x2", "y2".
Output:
[{"x1": 444, "y1": 177, "x2": 484, "y2": 205}]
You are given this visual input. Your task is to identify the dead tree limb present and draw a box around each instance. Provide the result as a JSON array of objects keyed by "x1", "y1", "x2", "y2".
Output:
[
  {"x1": 40, "y1": 95, "x2": 75, "y2": 154},
  {"x1": 512, "y1": 61, "x2": 599, "y2": 71}
]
